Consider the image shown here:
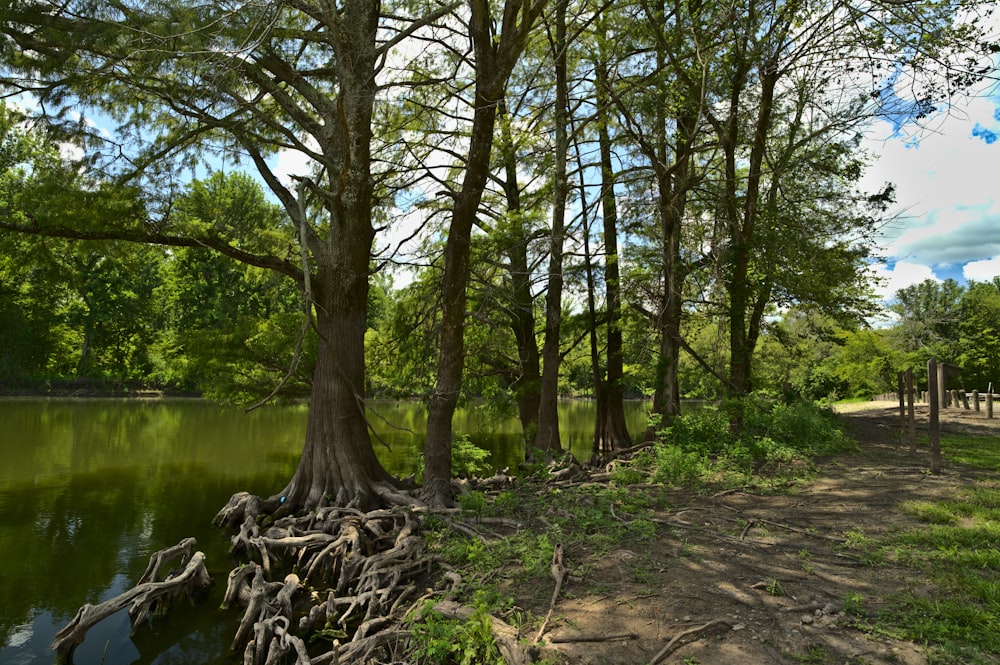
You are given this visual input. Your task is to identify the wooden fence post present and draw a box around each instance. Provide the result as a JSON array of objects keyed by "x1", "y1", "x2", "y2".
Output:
[
  {"x1": 973, "y1": 389, "x2": 980, "y2": 413},
  {"x1": 928, "y1": 358, "x2": 941, "y2": 475},
  {"x1": 898, "y1": 371, "x2": 906, "y2": 449},
  {"x1": 906, "y1": 367, "x2": 916, "y2": 453},
  {"x1": 938, "y1": 362, "x2": 947, "y2": 408},
  {"x1": 988, "y1": 392, "x2": 994, "y2": 420}
]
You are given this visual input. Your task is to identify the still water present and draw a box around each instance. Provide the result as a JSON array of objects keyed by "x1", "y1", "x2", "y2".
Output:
[{"x1": 0, "y1": 397, "x2": 650, "y2": 665}]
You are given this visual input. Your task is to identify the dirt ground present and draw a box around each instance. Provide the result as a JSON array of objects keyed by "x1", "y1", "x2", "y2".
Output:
[{"x1": 529, "y1": 402, "x2": 1000, "y2": 665}]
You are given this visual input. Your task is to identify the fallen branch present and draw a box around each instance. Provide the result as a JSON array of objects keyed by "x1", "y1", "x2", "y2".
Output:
[
  {"x1": 548, "y1": 631, "x2": 638, "y2": 643},
  {"x1": 52, "y1": 540, "x2": 211, "y2": 663},
  {"x1": 534, "y1": 543, "x2": 566, "y2": 642},
  {"x1": 648, "y1": 618, "x2": 732, "y2": 665}
]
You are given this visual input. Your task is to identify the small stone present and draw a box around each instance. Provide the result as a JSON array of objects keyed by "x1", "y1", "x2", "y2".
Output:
[
  {"x1": 800, "y1": 615, "x2": 814, "y2": 625},
  {"x1": 732, "y1": 623, "x2": 746, "y2": 631},
  {"x1": 683, "y1": 615, "x2": 692, "y2": 622}
]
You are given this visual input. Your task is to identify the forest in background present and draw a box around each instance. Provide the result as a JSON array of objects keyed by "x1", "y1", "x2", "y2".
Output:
[{"x1": 2, "y1": 163, "x2": 998, "y2": 408}]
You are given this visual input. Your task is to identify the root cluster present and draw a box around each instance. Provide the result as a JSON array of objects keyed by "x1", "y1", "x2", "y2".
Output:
[{"x1": 214, "y1": 492, "x2": 436, "y2": 664}]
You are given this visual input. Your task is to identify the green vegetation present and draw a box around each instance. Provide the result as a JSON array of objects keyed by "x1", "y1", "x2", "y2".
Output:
[
  {"x1": 842, "y1": 434, "x2": 1000, "y2": 664},
  {"x1": 631, "y1": 400, "x2": 857, "y2": 490},
  {"x1": 409, "y1": 596, "x2": 505, "y2": 665},
  {"x1": 421, "y1": 400, "x2": 852, "y2": 638}
]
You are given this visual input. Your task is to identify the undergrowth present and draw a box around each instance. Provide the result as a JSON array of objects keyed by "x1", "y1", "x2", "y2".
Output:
[{"x1": 623, "y1": 398, "x2": 857, "y2": 491}]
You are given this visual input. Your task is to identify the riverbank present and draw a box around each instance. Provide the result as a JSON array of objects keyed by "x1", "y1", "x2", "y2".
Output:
[
  {"x1": 0, "y1": 379, "x2": 201, "y2": 398},
  {"x1": 429, "y1": 403, "x2": 1000, "y2": 664}
]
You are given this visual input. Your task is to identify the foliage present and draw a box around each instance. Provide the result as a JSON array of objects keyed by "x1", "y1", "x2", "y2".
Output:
[
  {"x1": 414, "y1": 435, "x2": 494, "y2": 485},
  {"x1": 643, "y1": 399, "x2": 856, "y2": 489},
  {"x1": 409, "y1": 597, "x2": 503, "y2": 665}
]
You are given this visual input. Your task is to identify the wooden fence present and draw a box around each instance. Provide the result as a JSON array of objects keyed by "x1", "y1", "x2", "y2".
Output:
[{"x1": 871, "y1": 362, "x2": 995, "y2": 476}]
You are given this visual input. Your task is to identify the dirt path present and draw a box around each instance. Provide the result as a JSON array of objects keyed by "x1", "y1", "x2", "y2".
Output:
[{"x1": 533, "y1": 403, "x2": 1000, "y2": 664}]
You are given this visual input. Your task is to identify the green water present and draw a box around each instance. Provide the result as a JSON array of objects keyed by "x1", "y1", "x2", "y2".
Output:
[{"x1": 0, "y1": 397, "x2": 650, "y2": 664}]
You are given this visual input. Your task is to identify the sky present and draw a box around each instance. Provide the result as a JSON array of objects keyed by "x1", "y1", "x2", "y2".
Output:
[{"x1": 861, "y1": 81, "x2": 1000, "y2": 302}]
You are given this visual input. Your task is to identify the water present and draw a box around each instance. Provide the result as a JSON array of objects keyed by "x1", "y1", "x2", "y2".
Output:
[{"x1": 0, "y1": 397, "x2": 650, "y2": 664}]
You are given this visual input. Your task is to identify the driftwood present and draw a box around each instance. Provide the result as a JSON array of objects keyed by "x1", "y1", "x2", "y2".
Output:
[{"x1": 52, "y1": 538, "x2": 211, "y2": 663}]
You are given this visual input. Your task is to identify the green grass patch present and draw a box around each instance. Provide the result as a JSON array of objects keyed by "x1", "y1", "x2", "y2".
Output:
[
  {"x1": 843, "y1": 442, "x2": 1000, "y2": 663},
  {"x1": 941, "y1": 433, "x2": 1000, "y2": 472}
]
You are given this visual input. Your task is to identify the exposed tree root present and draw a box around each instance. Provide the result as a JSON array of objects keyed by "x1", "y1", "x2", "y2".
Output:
[
  {"x1": 217, "y1": 497, "x2": 442, "y2": 664},
  {"x1": 52, "y1": 538, "x2": 211, "y2": 663}
]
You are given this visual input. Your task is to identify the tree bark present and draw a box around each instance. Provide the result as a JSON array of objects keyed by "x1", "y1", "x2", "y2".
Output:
[
  {"x1": 424, "y1": 0, "x2": 505, "y2": 506},
  {"x1": 535, "y1": 0, "x2": 569, "y2": 455},
  {"x1": 594, "y1": 71, "x2": 630, "y2": 453},
  {"x1": 279, "y1": 273, "x2": 396, "y2": 511},
  {"x1": 276, "y1": 1, "x2": 397, "y2": 512},
  {"x1": 499, "y1": 101, "x2": 542, "y2": 441},
  {"x1": 425, "y1": 0, "x2": 548, "y2": 496}
]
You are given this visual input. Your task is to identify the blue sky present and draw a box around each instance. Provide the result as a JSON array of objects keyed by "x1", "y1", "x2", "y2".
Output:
[{"x1": 862, "y1": 81, "x2": 1000, "y2": 301}]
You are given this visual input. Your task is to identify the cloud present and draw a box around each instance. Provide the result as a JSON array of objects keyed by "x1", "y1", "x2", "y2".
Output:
[
  {"x1": 273, "y1": 147, "x2": 316, "y2": 187},
  {"x1": 863, "y1": 93, "x2": 1000, "y2": 270},
  {"x1": 964, "y1": 256, "x2": 1000, "y2": 282},
  {"x1": 869, "y1": 261, "x2": 939, "y2": 301}
]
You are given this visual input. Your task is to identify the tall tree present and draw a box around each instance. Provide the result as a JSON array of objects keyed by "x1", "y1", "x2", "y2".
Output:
[
  {"x1": 534, "y1": 0, "x2": 569, "y2": 455},
  {"x1": 423, "y1": 0, "x2": 547, "y2": 506},
  {"x1": 0, "y1": 1, "x2": 458, "y2": 512},
  {"x1": 590, "y1": 17, "x2": 631, "y2": 453}
]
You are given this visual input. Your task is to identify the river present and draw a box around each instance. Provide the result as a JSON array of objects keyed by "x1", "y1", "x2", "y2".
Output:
[{"x1": 0, "y1": 397, "x2": 650, "y2": 664}]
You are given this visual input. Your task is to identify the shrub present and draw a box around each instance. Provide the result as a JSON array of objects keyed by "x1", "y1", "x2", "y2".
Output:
[{"x1": 642, "y1": 398, "x2": 855, "y2": 488}]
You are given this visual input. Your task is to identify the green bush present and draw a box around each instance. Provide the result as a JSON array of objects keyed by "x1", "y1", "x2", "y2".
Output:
[{"x1": 644, "y1": 398, "x2": 855, "y2": 488}]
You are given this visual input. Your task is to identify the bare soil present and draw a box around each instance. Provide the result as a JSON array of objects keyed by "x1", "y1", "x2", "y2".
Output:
[{"x1": 525, "y1": 402, "x2": 1000, "y2": 665}]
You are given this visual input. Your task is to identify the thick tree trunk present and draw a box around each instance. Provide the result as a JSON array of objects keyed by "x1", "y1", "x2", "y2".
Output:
[
  {"x1": 279, "y1": 276, "x2": 395, "y2": 512},
  {"x1": 535, "y1": 0, "x2": 569, "y2": 456}
]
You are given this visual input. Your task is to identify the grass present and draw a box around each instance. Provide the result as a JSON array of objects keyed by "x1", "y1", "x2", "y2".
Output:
[
  {"x1": 418, "y1": 403, "x2": 1000, "y2": 664},
  {"x1": 843, "y1": 432, "x2": 1000, "y2": 664}
]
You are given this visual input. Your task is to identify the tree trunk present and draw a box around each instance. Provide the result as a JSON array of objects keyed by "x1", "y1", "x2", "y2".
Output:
[
  {"x1": 535, "y1": 0, "x2": 569, "y2": 456},
  {"x1": 499, "y1": 102, "x2": 541, "y2": 441},
  {"x1": 727, "y1": 61, "x2": 778, "y2": 402},
  {"x1": 423, "y1": 0, "x2": 506, "y2": 506},
  {"x1": 279, "y1": 272, "x2": 394, "y2": 512},
  {"x1": 596, "y1": 76, "x2": 630, "y2": 453}
]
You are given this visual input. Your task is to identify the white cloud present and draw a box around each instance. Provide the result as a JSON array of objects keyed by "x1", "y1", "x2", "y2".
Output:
[
  {"x1": 869, "y1": 261, "x2": 939, "y2": 301},
  {"x1": 862, "y1": 92, "x2": 1000, "y2": 270},
  {"x1": 964, "y1": 256, "x2": 1000, "y2": 282},
  {"x1": 273, "y1": 147, "x2": 316, "y2": 187}
]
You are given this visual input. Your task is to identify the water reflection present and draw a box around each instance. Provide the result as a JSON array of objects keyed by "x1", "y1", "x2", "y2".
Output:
[{"x1": 0, "y1": 398, "x2": 650, "y2": 664}]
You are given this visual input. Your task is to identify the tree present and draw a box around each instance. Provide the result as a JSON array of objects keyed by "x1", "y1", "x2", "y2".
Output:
[
  {"x1": 0, "y1": 1, "x2": 461, "y2": 511},
  {"x1": 154, "y1": 172, "x2": 308, "y2": 400},
  {"x1": 956, "y1": 278, "x2": 1000, "y2": 391},
  {"x1": 422, "y1": 0, "x2": 547, "y2": 506},
  {"x1": 534, "y1": 0, "x2": 569, "y2": 455}
]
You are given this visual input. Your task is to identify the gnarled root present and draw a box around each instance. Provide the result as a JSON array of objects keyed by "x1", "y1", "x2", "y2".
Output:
[
  {"x1": 52, "y1": 539, "x2": 212, "y2": 663},
  {"x1": 222, "y1": 501, "x2": 435, "y2": 664}
]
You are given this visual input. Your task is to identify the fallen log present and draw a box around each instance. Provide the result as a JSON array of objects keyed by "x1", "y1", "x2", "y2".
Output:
[{"x1": 52, "y1": 539, "x2": 211, "y2": 663}]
